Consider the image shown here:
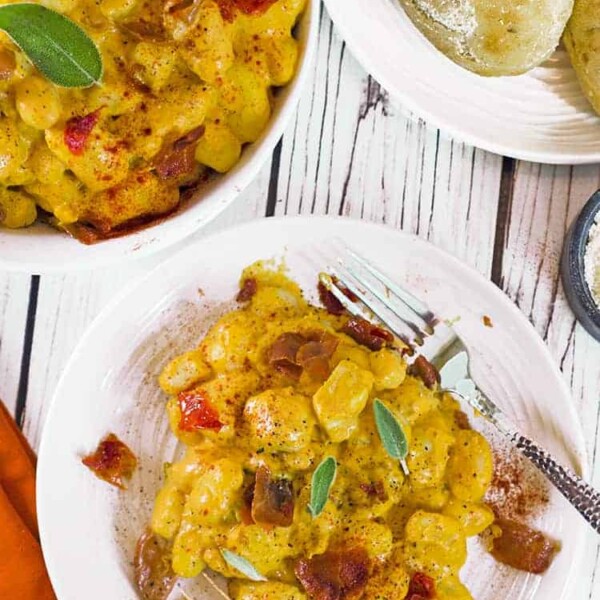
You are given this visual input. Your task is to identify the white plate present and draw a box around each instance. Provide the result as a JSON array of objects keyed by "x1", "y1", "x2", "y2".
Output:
[
  {"x1": 0, "y1": 2, "x2": 318, "y2": 274},
  {"x1": 323, "y1": 0, "x2": 600, "y2": 164},
  {"x1": 38, "y1": 217, "x2": 588, "y2": 600}
]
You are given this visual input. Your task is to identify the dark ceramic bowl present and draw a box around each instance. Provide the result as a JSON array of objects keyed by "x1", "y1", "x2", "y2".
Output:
[{"x1": 561, "y1": 190, "x2": 600, "y2": 342}]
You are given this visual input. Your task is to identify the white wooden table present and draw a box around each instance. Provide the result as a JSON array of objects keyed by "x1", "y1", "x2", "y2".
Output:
[{"x1": 2, "y1": 5, "x2": 600, "y2": 598}]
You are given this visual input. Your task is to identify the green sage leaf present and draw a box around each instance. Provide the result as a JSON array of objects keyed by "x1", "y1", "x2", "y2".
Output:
[
  {"x1": 220, "y1": 549, "x2": 267, "y2": 582},
  {"x1": 373, "y1": 398, "x2": 410, "y2": 475},
  {"x1": 0, "y1": 3, "x2": 102, "y2": 88},
  {"x1": 308, "y1": 456, "x2": 337, "y2": 518}
]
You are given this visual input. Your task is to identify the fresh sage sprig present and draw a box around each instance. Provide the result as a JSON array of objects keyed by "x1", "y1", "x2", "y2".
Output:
[
  {"x1": 220, "y1": 549, "x2": 267, "y2": 582},
  {"x1": 308, "y1": 456, "x2": 337, "y2": 518},
  {"x1": 373, "y1": 398, "x2": 410, "y2": 476},
  {"x1": 0, "y1": 3, "x2": 102, "y2": 88}
]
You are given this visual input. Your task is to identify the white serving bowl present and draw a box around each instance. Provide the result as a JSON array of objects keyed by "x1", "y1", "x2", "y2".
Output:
[{"x1": 0, "y1": 3, "x2": 318, "y2": 274}]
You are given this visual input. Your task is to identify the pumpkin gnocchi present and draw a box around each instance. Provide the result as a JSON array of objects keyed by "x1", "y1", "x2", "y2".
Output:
[
  {"x1": 0, "y1": 0, "x2": 305, "y2": 240},
  {"x1": 146, "y1": 263, "x2": 500, "y2": 600}
]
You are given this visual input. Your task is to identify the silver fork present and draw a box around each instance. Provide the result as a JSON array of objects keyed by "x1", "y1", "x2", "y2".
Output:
[{"x1": 319, "y1": 247, "x2": 600, "y2": 535}]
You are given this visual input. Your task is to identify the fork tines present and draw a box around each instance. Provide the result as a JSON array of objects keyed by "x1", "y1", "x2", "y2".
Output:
[{"x1": 320, "y1": 247, "x2": 438, "y2": 349}]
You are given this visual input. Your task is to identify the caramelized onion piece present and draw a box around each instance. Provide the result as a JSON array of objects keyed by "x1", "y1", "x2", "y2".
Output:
[
  {"x1": 295, "y1": 547, "x2": 371, "y2": 600},
  {"x1": 135, "y1": 529, "x2": 178, "y2": 600},
  {"x1": 488, "y1": 518, "x2": 560, "y2": 574},
  {"x1": 81, "y1": 433, "x2": 137, "y2": 489},
  {"x1": 251, "y1": 465, "x2": 294, "y2": 528},
  {"x1": 341, "y1": 317, "x2": 394, "y2": 351}
]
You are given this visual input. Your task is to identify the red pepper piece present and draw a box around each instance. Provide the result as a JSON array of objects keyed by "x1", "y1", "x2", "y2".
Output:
[
  {"x1": 177, "y1": 390, "x2": 223, "y2": 432},
  {"x1": 82, "y1": 433, "x2": 137, "y2": 489},
  {"x1": 64, "y1": 109, "x2": 101, "y2": 155}
]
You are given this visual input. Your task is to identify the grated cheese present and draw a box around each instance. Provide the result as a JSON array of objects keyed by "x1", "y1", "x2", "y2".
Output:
[{"x1": 585, "y1": 214, "x2": 600, "y2": 308}]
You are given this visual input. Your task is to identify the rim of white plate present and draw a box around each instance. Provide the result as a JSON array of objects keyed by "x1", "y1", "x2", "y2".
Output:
[
  {"x1": 0, "y1": 1, "x2": 318, "y2": 274},
  {"x1": 37, "y1": 216, "x2": 589, "y2": 600},
  {"x1": 323, "y1": 0, "x2": 600, "y2": 165}
]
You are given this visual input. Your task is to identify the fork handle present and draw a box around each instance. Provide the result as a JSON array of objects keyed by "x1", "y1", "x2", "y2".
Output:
[{"x1": 509, "y1": 431, "x2": 600, "y2": 535}]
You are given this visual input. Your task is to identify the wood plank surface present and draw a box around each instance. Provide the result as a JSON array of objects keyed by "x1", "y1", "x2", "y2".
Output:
[
  {"x1": 275, "y1": 10, "x2": 503, "y2": 276},
  {"x1": 0, "y1": 273, "x2": 30, "y2": 415},
  {"x1": 0, "y1": 4, "x2": 598, "y2": 597},
  {"x1": 499, "y1": 162, "x2": 600, "y2": 599}
]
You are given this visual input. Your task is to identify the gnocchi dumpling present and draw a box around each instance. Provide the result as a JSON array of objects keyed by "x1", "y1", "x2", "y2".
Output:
[
  {"x1": 446, "y1": 430, "x2": 493, "y2": 502},
  {"x1": 312, "y1": 360, "x2": 374, "y2": 442},
  {"x1": 229, "y1": 580, "x2": 307, "y2": 600},
  {"x1": 244, "y1": 388, "x2": 315, "y2": 452},
  {"x1": 159, "y1": 349, "x2": 212, "y2": 395}
]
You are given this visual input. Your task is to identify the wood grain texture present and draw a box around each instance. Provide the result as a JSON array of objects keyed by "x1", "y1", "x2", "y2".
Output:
[
  {"x1": 499, "y1": 162, "x2": 600, "y2": 599},
  {"x1": 0, "y1": 273, "x2": 30, "y2": 416},
  {"x1": 276, "y1": 9, "x2": 503, "y2": 276}
]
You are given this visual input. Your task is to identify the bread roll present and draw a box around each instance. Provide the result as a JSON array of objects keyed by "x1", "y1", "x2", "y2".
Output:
[
  {"x1": 400, "y1": 0, "x2": 574, "y2": 76},
  {"x1": 564, "y1": 0, "x2": 600, "y2": 115}
]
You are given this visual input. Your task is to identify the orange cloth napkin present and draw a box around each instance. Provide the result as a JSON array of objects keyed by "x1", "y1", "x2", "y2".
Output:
[{"x1": 0, "y1": 401, "x2": 57, "y2": 600}]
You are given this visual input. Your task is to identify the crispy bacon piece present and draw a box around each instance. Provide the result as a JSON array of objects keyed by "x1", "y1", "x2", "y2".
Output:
[
  {"x1": 177, "y1": 390, "x2": 223, "y2": 432},
  {"x1": 64, "y1": 109, "x2": 101, "y2": 155},
  {"x1": 488, "y1": 518, "x2": 560, "y2": 574},
  {"x1": 241, "y1": 480, "x2": 256, "y2": 525},
  {"x1": 297, "y1": 331, "x2": 339, "y2": 380},
  {"x1": 318, "y1": 281, "x2": 345, "y2": 316},
  {"x1": 454, "y1": 410, "x2": 471, "y2": 430},
  {"x1": 267, "y1": 331, "x2": 339, "y2": 380},
  {"x1": 406, "y1": 572, "x2": 435, "y2": 600},
  {"x1": 295, "y1": 547, "x2": 371, "y2": 600},
  {"x1": 305, "y1": 330, "x2": 339, "y2": 355},
  {"x1": 216, "y1": 0, "x2": 277, "y2": 21},
  {"x1": 317, "y1": 278, "x2": 358, "y2": 316},
  {"x1": 268, "y1": 332, "x2": 306, "y2": 379},
  {"x1": 409, "y1": 356, "x2": 440, "y2": 389},
  {"x1": 251, "y1": 465, "x2": 294, "y2": 528},
  {"x1": 135, "y1": 529, "x2": 178, "y2": 600},
  {"x1": 341, "y1": 317, "x2": 394, "y2": 351},
  {"x1": 296, "y1": 342, "x2": 332, "y2": 381},
  {"x1": 81, "y1": 433, "x2": 137, "y2": 489},
  {"x1": 154, "y1": 126, "x2": 205, "y2": 180},
  {"x1": 237, "y1": 277, "x2": 258, "y2": 302}
]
